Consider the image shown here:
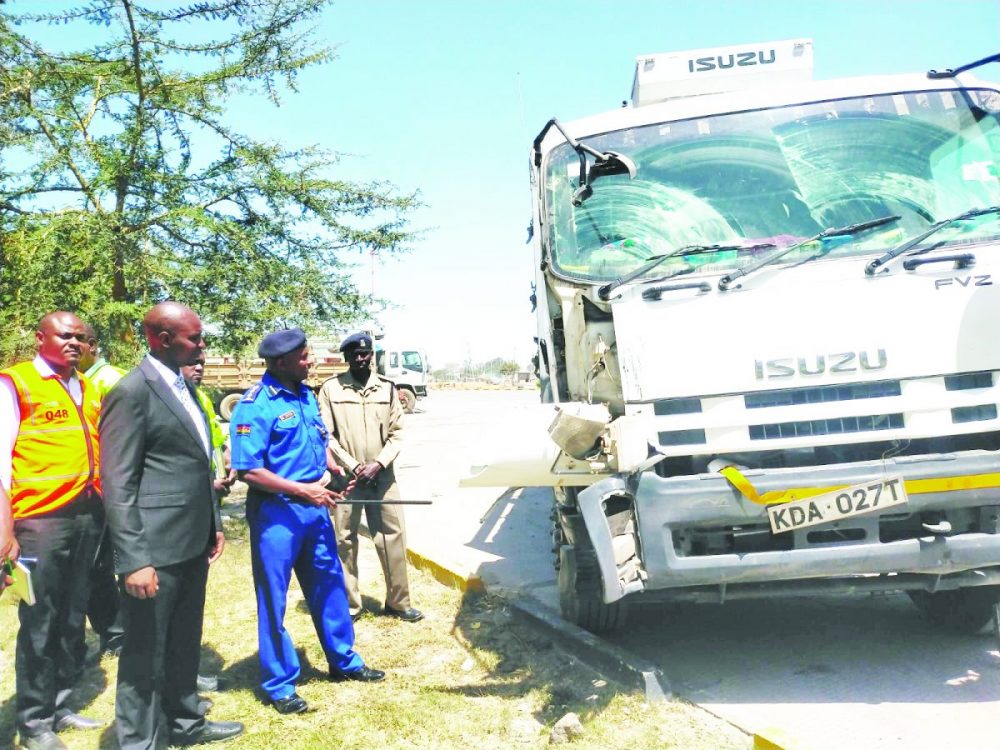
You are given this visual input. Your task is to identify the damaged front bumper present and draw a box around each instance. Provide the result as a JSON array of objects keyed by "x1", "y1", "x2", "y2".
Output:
[{"x1": 578, "y1": 449, "x2": 1000, "y2": 604}]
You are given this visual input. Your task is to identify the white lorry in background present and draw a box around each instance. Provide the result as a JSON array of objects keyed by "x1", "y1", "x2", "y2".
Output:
[
  {"x1": 375, "y1": 344, "x2": 429, "y2": 413},
  {"x1": 463, "y1": 40, "x2": 1000, "y2": 633}
]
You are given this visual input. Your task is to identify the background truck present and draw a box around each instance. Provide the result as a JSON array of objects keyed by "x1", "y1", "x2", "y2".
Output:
[
  {"x1": 464, "y1": 41, "x2": 1000, "y2": 633},
  {"x1": 205, "y1": 339, "x2": 429, "y2": 419}
]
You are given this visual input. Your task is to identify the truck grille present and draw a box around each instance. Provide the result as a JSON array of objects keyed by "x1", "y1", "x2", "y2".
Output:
[
  {"x1": 749, "y1": 413, "x2": 904, "y2": 440},
  {"x1": 744, "y1": 381, "x2": 901, "y2": 408},
  {"x1": 644, "y1": 370, "x2": 1000, "y2": 456}
]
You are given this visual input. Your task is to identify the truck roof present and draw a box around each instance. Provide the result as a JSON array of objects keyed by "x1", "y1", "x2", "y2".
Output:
[{"x1": 534, "y1": 72, "x2": 998, "y2": 159}]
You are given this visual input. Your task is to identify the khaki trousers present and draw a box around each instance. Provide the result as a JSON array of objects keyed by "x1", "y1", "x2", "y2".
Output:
[{"x1": 333, "y1": 473, "x2": 410, "y2": 614}]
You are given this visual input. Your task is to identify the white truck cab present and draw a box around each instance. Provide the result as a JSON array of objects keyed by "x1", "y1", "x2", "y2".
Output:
[
  {"x1": 466, "y1": 41, "x2": 1000, "y2": 633},
  {"x1": 375, "y1": 344, "x2": 429, "y2": 413}
]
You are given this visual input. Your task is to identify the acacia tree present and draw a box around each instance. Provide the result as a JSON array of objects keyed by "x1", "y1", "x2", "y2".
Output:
[{"x1": 0, "y1": 0, "x2": 417, "y2": 364}]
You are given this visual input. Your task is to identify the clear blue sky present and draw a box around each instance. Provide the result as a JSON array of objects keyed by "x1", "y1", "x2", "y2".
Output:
[{"x1": 22, "y1": 1, "x2": 1000, "y2": 367}]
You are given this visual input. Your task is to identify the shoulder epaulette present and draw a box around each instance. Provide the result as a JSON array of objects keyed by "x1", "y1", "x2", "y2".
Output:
[{"x1": 242, "y1": 383, "x2": 263, "y2": 402}]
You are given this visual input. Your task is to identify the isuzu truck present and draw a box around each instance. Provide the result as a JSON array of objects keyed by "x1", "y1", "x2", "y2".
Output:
[{"x1": 465, "y1": 41, "x2": 1000, "y2": 633}]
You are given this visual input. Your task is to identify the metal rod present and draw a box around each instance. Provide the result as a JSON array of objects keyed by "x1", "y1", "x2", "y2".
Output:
[{"x1": 335, "y1": 499, "x2": 433, "y2": 505}]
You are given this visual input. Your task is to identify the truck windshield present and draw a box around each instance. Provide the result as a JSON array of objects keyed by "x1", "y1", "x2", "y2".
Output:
[
  {"x1": 401, "y1": 351, "x2": 423, "y2": 372},
  {"x1": 544, "y1": 88, "x2": 1000, "y2": 283}
]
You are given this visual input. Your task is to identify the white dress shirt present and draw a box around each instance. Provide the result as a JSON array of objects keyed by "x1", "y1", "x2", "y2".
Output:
[{"x1": 0, "y1": 355, "x2": 84, "y2": 491}]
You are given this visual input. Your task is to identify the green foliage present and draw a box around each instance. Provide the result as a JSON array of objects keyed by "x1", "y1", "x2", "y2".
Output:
[{"x1": 0, "y1": 0, "x2": 418, "y2": 367}]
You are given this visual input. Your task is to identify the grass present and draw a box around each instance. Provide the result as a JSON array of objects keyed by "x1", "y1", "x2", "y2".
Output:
[{"x1": 0, "y1": 510, "x2": 749, "y2": 750}]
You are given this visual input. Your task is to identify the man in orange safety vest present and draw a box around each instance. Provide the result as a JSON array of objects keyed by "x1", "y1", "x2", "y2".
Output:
[{"x1": 0, "y1": 311, "x2": 105, "y2": 750}]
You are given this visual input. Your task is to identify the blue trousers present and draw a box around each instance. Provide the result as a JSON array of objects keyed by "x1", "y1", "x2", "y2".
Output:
[{"x1": 248, "y1": 496, "x2": 364, "y2": 700}]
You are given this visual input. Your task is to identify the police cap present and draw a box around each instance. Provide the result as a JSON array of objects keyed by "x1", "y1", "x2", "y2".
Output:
[
  {"x1": 339, "y1": 332, "x2": 373, "y2": 353},
  {"x1": 258, "y1": 327, "x2": 307, "y2": 359}
]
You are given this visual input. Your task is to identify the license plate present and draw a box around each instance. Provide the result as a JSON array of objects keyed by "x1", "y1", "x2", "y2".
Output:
[{"x1": 767, "y1": 476, "x2": 908, "y2": 534}]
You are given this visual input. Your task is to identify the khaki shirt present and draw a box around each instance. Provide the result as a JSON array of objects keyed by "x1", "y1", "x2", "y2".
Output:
[{"x1": 318, "y1": 370, "x2": 403, "y2": 474}]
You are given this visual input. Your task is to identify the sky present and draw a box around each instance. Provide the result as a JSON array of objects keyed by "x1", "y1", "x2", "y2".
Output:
[{"x1": 18, "y1": 0, "x2": 1000, "y2": 368}]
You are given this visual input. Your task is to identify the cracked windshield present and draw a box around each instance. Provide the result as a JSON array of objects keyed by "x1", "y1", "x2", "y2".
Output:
[{"x1": 545, "y1": 89, "x2": 1000, "y2": 283}]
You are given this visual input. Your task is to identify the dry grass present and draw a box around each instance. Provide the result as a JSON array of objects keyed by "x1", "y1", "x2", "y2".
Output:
[{"x1": 0, "y1": 512, "x2": 749, "y2": 750}]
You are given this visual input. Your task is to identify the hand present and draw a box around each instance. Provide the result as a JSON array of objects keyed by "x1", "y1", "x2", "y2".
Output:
[
  {"x1": 354, "y1": 462, "x2": 382, "y2": 484},
  {"x1": 213, "y1": 478, "x2": 231, "y2": 496},
  {"x1": 224, "y1": 469, "x2": 238, "y2": 487},
  {"x1": 0, "y1": 533, "x2": 20, "y2": 565},
  {"x1": 125, "y1": 566, "x2": 159, "y2": 599},
  {"x1": 297, "y1": 481, "x2": 337, "y2": 508},
  {"x1": 208, "y1": 532, "x2": 225, "y2": 564},
  {"x1": 0, "y1": 534, "x2": 20, "y2": 591}
]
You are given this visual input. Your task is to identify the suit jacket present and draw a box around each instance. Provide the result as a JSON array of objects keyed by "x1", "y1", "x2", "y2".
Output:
[{"x1": 99, "y1": 357, "x2": 221, "y2": 575}]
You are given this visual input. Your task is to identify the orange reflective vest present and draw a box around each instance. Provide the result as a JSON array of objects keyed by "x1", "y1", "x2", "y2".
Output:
[{"x1": 1, "y1": 361, "x2": 102, "y2": 519}]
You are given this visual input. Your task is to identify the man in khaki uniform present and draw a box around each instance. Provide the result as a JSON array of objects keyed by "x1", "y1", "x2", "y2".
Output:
[{"x1": 318, "y1": 332, "x2": 423, "y2": 623}]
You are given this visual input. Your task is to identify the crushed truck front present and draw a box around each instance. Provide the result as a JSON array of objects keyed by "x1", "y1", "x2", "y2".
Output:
[{"x1": 526, "y1": 57, "x2": 1000, "y2": 632}]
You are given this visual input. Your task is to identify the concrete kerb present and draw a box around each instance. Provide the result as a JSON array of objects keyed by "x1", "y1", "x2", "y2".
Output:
[
  {"x1": 752, "y1": 728, "x2": 807, "y2": 750},
  {"x1": 405, "y1": 543, "x2": 484, "y2": 593},
  {"x1": 503, "y1": 590, "x2": 671, "y2": 702},
  {"x1": 343, "y1": 523, "x2": 801, "y2": 748},
  {"x1": 357, "y1": 523, "x2": 672, "y2": 703}
]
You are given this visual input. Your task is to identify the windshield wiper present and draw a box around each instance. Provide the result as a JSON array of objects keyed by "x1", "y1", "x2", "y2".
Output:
[
  {"x1": 865, "y1": 206, "x2": 1000, "y2": 276},
  {"x1": 597, "y1": 242, "x2": 774, "y2": 301},
  {"x1": 718, "y1": 215, "x2": 901, "y2": 291}
]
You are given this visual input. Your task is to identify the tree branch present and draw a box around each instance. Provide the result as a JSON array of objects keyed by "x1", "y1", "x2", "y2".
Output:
[
  {"x1": 28, "y1": 105, "x2": 104, "y2": 214},
  {"x1": 118, "y1": 0, "x2": 145, "y2": 215}
]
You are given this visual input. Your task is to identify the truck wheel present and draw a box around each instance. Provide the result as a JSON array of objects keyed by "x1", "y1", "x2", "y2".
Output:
[
  {"x1": 218, "y1": 392, "x2": 243, "y2": 422},
  {"x1": 397, "y1": 387, "x2": 416, "y2": 413},
  {"x1": 909, "y1": 586, "x2": 1000, "y2": 634},
  {"x1": 558, "y1": 545, "x2": 628, "y2": 633}
]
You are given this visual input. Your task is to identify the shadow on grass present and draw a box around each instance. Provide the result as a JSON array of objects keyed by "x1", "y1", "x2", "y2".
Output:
[
  {"x1": 446, "y1": 590, "x2": 618, "y2": 730},
  {"x1": 0, "y1": 633, "x2": 112, "y2": 749},
  {"x1": 213, "y1": 646, "x2": 326, "y2": 706}
]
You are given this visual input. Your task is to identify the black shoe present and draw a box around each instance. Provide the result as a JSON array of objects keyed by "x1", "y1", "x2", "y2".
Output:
[
  {"x1": 169, "y1": 720, "x2": 245, "y2": 746},
  {"x1": 350, "y1": 610, "x2": 363, "y2": 622},
  {"x1": 272, "y1": 692, "x2": 309, "y2": 714},
  {"x1": 20, "y1": 731, "x2": 67, "y2": 750},
  {"x1": 53, "y1": 712, "x2": 104, "y2": 732},
  {"x1": 330, "y1": 665, "x2": 385, "y2": 683},
  {"x1": 383, "y1": 605, "x2": 424, "y2": 622},
  {"x1": 196, "y1": 674, "x2": 220, "y2": 693}
]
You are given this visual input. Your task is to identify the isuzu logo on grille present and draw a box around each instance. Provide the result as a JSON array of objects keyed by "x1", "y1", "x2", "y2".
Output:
[{"x1": 754, "y1": 349, "x2": 887, "y2": 380}]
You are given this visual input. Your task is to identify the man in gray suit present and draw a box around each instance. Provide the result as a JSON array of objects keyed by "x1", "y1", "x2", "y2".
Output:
[{"x1": 99, "y1": 302, "x2": 244, "y2": 749}]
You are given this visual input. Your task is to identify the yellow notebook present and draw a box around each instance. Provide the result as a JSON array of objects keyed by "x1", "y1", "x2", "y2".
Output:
[{"x1": 5, "y1": 559, "x2": 36, "y2": 606}]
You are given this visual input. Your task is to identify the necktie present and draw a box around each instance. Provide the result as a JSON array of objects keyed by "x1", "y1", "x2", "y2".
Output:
[{"x1": 174, "y1": 373, "x2": 209, "y2": 455}]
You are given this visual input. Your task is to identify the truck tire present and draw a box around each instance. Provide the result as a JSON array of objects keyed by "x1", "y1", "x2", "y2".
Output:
[
  {"x1": 218, "y1": 392, "x2": 243, "y2": 422},
  {"x1": 397, "y1": 387, "x2": 416, "y2": 413},
  {"x1": 909, "y1": 586, "x2": 1000, "y2": 634},
  {"x1": 558, "y1": 545, "x2": 628, "y2": 633}
]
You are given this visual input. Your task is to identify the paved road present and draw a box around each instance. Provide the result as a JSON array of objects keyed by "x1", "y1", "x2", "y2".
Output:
[{"x1": 396, "y1": 389, "x2": 1000, "y2": 750}]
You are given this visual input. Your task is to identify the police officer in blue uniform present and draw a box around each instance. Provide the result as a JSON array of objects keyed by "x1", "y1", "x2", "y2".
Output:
[{"x1": 230, "y1": 328, "x2": 384, "y2": 716}]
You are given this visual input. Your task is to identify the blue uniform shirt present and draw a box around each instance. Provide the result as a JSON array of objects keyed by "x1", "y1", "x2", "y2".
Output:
[{"x1": 230, "y1": 372, "x2": 329, "y2": 498}]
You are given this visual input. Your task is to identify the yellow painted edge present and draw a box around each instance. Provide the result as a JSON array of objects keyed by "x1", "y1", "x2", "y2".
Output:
[
  {"x1": 753, "y1": 727, "x2": 802, "y2": 750},
  {"x1": 357, "y1": 521, "x2": 484, "y2": 593},
  {"x1": 405, "y1": 546, "x2": 484, "y2": 593}
]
